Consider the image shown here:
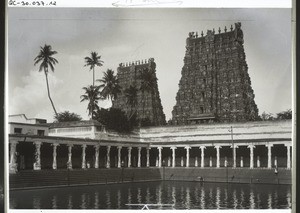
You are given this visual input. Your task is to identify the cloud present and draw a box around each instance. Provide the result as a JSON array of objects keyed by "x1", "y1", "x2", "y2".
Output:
[{"x1": 9, "y1": 70, "x2": 63, "y2": 121}]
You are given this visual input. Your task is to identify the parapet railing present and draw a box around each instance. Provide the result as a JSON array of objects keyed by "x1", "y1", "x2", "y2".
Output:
[{"x1": 165, "y1": 175, "x2": 291, "y2": 185}]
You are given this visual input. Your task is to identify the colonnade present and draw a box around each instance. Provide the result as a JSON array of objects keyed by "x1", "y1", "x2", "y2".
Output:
[
  {"x1": 9, "y1": 140, "x2": 292, "y2": 173},
  {"x1": 155, "y1": 144, "x2": 291, "y2": 170}
]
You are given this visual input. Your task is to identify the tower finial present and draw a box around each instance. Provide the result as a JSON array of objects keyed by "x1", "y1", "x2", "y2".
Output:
[
  {"x1": 224, "y1": 26, "x2": 227, "y2": 33},
  {"x1": 201, "y1": 31, "x2": 204, "y2": 37},
  {"x1": 230, "y1": 25, "x2": 233, "y2": 31},
  {"x1": 218, "y1": 27, "x2": 221, "y2": 34},
  {"x1": 213, "y1": 28, "x2": 215, "y2": 34},
  {"x1": 196, "y1": 32, "x2": 198, "y2": 38}
]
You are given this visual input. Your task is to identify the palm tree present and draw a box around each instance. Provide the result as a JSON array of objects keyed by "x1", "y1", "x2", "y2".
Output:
[
  {"x1": 34, "y1": 44, "x2": 59, "y2": 117},
  {"x1": 84, "y1": 52, "x2": 104, "y2": 86},
  {"x1": 124, "y1": 85, "x2": 138, "y2": 119},
  {"x1": 80, "y1": 85, "x2": 101, "y2": 119},
  {"x1": 139, "y1": 67, "x2": 158, "y2": 123},
  {"x1": 97, "y1": 69, "x2": 121, "y2": 102}
]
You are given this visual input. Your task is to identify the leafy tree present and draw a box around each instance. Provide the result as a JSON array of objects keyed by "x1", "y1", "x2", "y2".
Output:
[
  {"x1": 95, "y1": 108, "x2": 137, "y2": 132},
  {"x1": 124, "y1": 84, "x2": 138, "y2": 119},
  {"x1": 97, "y1": 69, "x2": 121, "y2": 101},
  {"x1": 84, "y1": 52, "x2": 104, "y2": 86},
  {"x1": 260, "y1": 111, "x2": 275, "y2": 121},
  {"x1": 80, "y1": 85, "x2": 101, "y2": 119},
  {"x1": 139, "y1": 67, "x2": 157, "y2": 124},
  {"x1": 54, "y1": 111, "x2": 82, "y2": 122},
  {"x1": 276, "y1": 109, "x2": 292, "y2": 120},
  {"x1": 34, "y1": 44, "x2": 59, "y2": 117}
]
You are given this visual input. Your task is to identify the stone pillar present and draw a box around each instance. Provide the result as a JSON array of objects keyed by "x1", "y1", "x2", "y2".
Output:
[
  {"x1": 171, "y1": 147, "x2": 176, "y2": 168},
  {"x1": 274, "y1": 156, "x2": 277, "y2": 168},
  {"x1": 81, "y1": 144, "x2": 87, "y2": 169},
  {"x1": 94, "y1": 145, "x2": 100, "y2": 169},
  {"x1": 200, "y1": 146, "x2": 205, "y2": 168},
  {"x1": 9, "y1": 141, "x2": 18, "y2": 173},
  {"x1": 257, "y1": 156, "x2": 260, "y2": 168},
  {"x1": 157, "y1": 147, "x2": 162, "y2": 168},
  {"x1": 185, "y1": 146, "x2": 191, "y2": 167},
  {"x1": 248, "y1": 145, "x2": 255, "y2": 169},
  {"x1": 231, "y1": 145, "x2": 237, "y2": 168},
  {"x1": 285, "y1": 145, "x2": 291, "y2": 169},
  {"x1": 266, "y1": 144, "x2": 272, "y2": 169},
  {"x1": 215, "y1": 146, "x2": 221, "y2": 168},
  {"x1": 67, "y1": 145, "x2": 73, "y2": 169},
  {"x1": 240, "y1": 156, "x2": 244, "y2": 167},
  {"x1": 195, "y1": 157, "x2": 198, "y2": 167},
  {"x1": 106, "y1": 146, "x2": 111, "y2": 168},
  {"x1": 117, "y1": 146, "x2": 122, "y2": 168},
  {"x1": 146, "y1": 147, "x2": 150, "y2": 167},
  {"x1": 181, "y1": 157, "x2": 184, "y2": 167},
  {"x1": 52, "y1": 143, "x2": 59, "y2": 170},
  {"x1": 137, "y1": 147, "x2": 141, "y2": 168},
  {"x1": 168, "y1": 157, "x2": 171, "y2": 167},
  {"x1": 33, "y1": 142, "x2": 42, "y2": 170},
  {"x1": 127, "y1": 147, "x2": 132, "y2": 168}
]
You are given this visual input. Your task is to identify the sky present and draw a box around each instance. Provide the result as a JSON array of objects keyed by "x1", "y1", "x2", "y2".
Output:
[{"x1": 7, "y1": 8, "x2": 292, "y2": 122}]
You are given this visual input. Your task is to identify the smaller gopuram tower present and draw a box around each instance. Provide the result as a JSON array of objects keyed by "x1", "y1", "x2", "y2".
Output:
[
  {"x1": 172, "y1": 23, "x2": 259, "y2": 125},
  {"x1": 112, "y1": 58, "x2": 166, "y2": 126}
]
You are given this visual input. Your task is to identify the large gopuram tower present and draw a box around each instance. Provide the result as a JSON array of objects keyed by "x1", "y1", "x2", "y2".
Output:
[
  {"x1": 112, "y1": 58, "x2": 166, "y2": 126},
  {"x1": 172, "y1": 22, "x2": 259, "y2": 125}
]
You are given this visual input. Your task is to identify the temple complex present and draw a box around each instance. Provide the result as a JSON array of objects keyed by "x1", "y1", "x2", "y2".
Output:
[
  {"x1": 172, "y1": 23, "x2": 259, "y2": 125},
  {"x1": 112, "y1": 58, "x2": 166, "y2": 126},
  {"x1": 9, "y1": 115, "x2": 292, "y2": 174}
]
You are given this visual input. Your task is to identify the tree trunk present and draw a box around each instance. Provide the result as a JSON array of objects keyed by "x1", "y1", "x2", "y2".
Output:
[
  {"x1": 93, "y1": 67, "x2": 95, "y2": 87},
  {"x1": 45, "y1": 71, "x2": 58, "y2": 117}
]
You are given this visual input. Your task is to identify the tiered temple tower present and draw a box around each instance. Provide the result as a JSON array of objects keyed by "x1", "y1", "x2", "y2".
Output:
[
  {"x1": 112, "y1": 58, "x2": 166, "y2": 126},
  {"x1": 172, "y1": 22, "x2": 259, "y2": 125}
]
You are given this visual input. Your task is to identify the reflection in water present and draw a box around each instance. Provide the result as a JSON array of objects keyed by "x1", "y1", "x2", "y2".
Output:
[
  {"x1": 233, "y1": 190, "x2": 238, "y2": 209},
  {"x1": 158, "y1": 184, "x2": 162, "y2": 205},
  {"x1": 117, "y1": 190, "x2": 121, "y2": 209},
  {"x1": 185, "y1": 187, "x2": 190, "y2": 209},
  {"x1": 274, "y1": 191, "x2": 278, "y2": 207},
  {"x1": 106, "y1": 190, "x2": 111, "y2": 209},
  {"x1": 268, "y1": 193, "x2": 272, "y2": 209},
  {"x1": 194, "y1": 186, "x2": 199, "y2": 206},
  {"x1": 240, "y1": 189, "x2": 245, "y2": 208},
  {"x1": 172, "y1": 186, "x2": 176, "y2": 207},
  {"x1": 146, "y1": 187, "x2": 150, "y2": 204},
  {"x1": 137, "y1": 188, "x2": 141, "y2": 204},
  {"x1": 94, "y1": 192, "x2": 99, "y2": 209},
  {"x1": 32, "y1": 196, "x2": 41, "y2": 209},
  {"x1": 257, "y1": 193, "x2": 261, "y2": 208},
  {"x1": 81, "y1": 193, "x2": 86, "y2": 209},
  {"x1": 208, "y1": 187, "x2": 213, "y2": 208},
  {"x1": 127, "y1": 188, "x2": 131, "y2": 206},
  {"x1": 10, "y1": 199, "x2": 17, "y2": 209},
  {"x1": 249, "y1": 189, "x2": 255, "y2": 209},
  {"x1": 10, "y1": 182, "x2": 292, "y2": 209},
  {"x1": 200, "y1": 187, "x2": 205, "y2": 209},
  {"x1": 224, "y1": 187, "x2": 228, "y2": 208},
  {"x1": 216, "y1": 187, "x2": 220, "y2": 209},
  {"x1": 52, "y1": 195, "x2": 57, "y2": 209},
  {"x1": 67, "y1": 194, "x2": 73, "y2": 209},
  {"x1": 287, "y1": 192, "x2": 291, "y2": 208}
]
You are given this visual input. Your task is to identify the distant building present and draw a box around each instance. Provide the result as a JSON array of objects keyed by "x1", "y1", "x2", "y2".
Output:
[
  {"x1": 112, "y1": 58, "x2": 166, "y2": 126},
  {"x1": 172, "y1": 23, "x2": 259, "y2": 125},
  {"x1": 48, "y1": 120, "x2": 106, "y2": 139},
  {"x1": 8, "y1": 114, "x2": 49, "y2": 136}
]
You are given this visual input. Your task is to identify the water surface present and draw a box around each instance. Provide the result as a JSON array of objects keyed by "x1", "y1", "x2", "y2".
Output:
[{"x1": 10, "y1": 181, "x2": 291, "y2": 209}]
